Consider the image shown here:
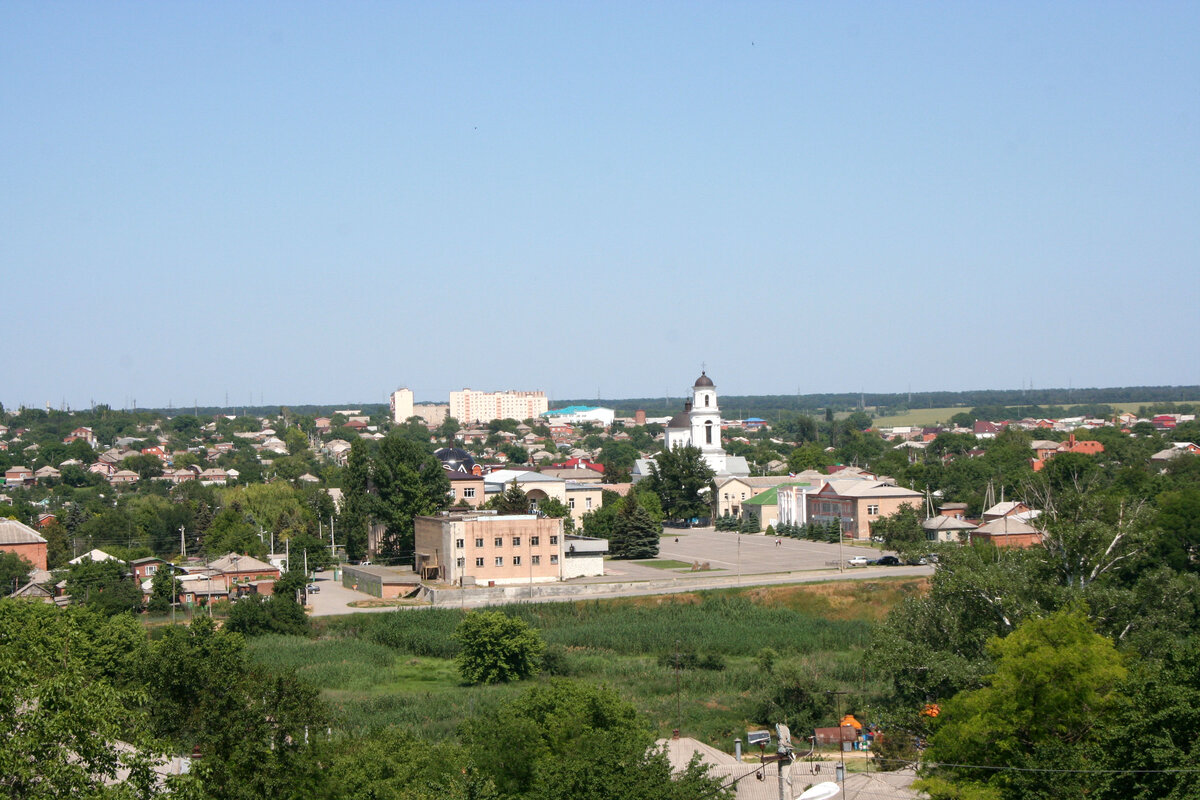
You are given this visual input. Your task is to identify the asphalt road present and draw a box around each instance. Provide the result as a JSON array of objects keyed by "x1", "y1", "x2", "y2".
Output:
[{"x1": 304, "y1": 527, "x2": 932, "y2": 616}]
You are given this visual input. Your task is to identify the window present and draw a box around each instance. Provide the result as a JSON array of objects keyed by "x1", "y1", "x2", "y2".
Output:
[
  {"x1": 532, "y1": 555, "x2": 541, "y2": 565},
  {"x1": 531, "y1": 536, "x2": 540, "y2": 546},
  {"x1": 475, "y1": 557, "x2": 484, "y2": 567},
  {"x1": 550, "y1": 535, "x2": 558, "y2": 545},
  {"x1": 585, "y1": 497, "x2": 592, "y2": 510},
  {"x1": 464, "y1": 487, "x2": 476, "y2": 498},
  {"x1": 456, "y1": 539, "x2": 465, "y2": 549},
  {"x1": 494, "y1": 537, "x2": 503, "y2": 547},
  {"x1": 741, "y1": 493, "x2": 746, "y2": 500},
  {"x1": 475, "y1": 538, "x2": 484, "y2": 548},
  {"x1": 705, "y1": 394, "x2": 710, "y2": 407},
  {"x1": 705, "y1": 420, "x2": 713, "y2": 444},
  {"x1": 568, "y1": 497, "x2": 576, "y2": 509},
  {"x1": 512, "y1": 537, "x2": 521, "y2": 547},
  {"x1": 867, "y1": 504, "x2": 879, "y2": 515},
  {"x1": 456, "y1": 557, "x2": 465, "y2": 567},
  {"x1": 550, "y1": 554, "x2": 559, "y2": 564},
  {"x1": 513, "y1": 556, "x2": 521, "y2": 566},
  {"x1": 495, "y1": 557, "x2": 503, "y2": 567}
]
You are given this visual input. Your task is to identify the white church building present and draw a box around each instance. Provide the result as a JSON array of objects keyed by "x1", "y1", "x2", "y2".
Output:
[{"x1": 633, "y1": 372, "x2": 750, "y2": 482}]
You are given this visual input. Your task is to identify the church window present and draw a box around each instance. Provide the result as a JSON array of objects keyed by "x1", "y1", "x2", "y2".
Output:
[
  {"x1": 705, "y1": 394, "x2": 710, "y2": 407},
  {"x1": 705, "y1": 421, "x2": 713, "y2": 445}
]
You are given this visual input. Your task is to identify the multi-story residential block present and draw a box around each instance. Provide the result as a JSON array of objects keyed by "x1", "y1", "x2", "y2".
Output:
[
  {"x1": 389, "y1": 389, "x2": 415, "y2": 424},
  {"x1": 414, "y1": 404, "x2": 450, "y2": 425},
  {"x1": 450, "y1": 389, "x2": 548, "y2": 425}
]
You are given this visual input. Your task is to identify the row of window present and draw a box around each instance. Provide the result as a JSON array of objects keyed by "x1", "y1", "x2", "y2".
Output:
[
  {"x1": 459, "y1": 555, "x2": 559, "y2": 568},
  {"x1": 456, "y1": 535, "x2": 558, "y2": 549},
  {"x1": 567, "y1": 497, "x2": 593, "y2": 510}
]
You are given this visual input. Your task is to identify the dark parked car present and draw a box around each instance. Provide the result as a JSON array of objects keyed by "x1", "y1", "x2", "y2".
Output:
[{"x1": 878, "y1": 555, "x2": 901, "y2": 566}]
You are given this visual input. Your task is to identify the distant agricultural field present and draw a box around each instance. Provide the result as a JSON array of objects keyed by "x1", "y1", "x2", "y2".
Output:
[{"x1": 872, "y1": 400, "x2": 1197, "y2": 428}]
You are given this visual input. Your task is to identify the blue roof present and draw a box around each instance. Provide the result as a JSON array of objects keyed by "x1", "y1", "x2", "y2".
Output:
[
  {"x1": 745, "y1": 417, "x2": 766, "y2": 422},
  {"x1": 544, "y1": 405, "x2": 601, "y2": 416}
]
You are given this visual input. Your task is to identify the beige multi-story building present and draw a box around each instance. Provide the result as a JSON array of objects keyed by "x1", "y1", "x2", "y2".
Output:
[
  {"x1": 808, "y1": 480, "x2": 924, "y2": 540},
  {"x1": 414, "y1": 513, "x2": 566, "y2": 586},
  {"x1": 390, "y1": 389, "x2": 415, "y2": 424},
  {"x1": 414, "y1": 404, "x2": 450, "y2": 425},
  {"x1": 450, "y1": 389, "x2": 548, "y2": 425}
]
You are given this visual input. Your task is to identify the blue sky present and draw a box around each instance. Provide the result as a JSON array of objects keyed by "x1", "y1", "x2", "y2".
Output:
[{"x1": 3, "y1": 2, "x2": 1197, "y2": 409}]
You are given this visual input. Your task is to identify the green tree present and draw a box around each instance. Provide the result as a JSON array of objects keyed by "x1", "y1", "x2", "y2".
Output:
[
  {"x1": 65, "y1": 558, "x2": 143, "y2": 615},
  {"x1": 141, "y1": 615, "x2": 326, "y2": 798},
  {"x1": 1153, "y1": 488, "x2": 1200, "y2": 573},
  {"x1": 920, "y1": 606, "x2": 1126, "y2": 800},
  {"x1": 147, "y1": 563, "x2": 178, "y2": 613},
  {"x1": 437, "y1": 417, "x2": 461, "y2": 440},
  {"x1": 0, "y1": 550, "x2": 33, "y2": 592},
  {"x1": 872, "y1": 504, "x2": 926, "y2": 556},
  {"x1": 461, "y1": 679, "x2": 724, "y2": 800},
  {"x1": 453, "y1": 610, "x2": 545, "y2": 684},
  {"x1": 120, "y1": 452, "x2": 163, "y2": 480},
  {"x1": 609, "y1": 493, "x2": 659, "y2": 559},
  {"x1": 226, "y1": 592, "x2": 310, "y2": 637},
  {"x1": 536, "y1": 496, "x2": 574, "y2": 532},
  {"x1": 339, "y1": 437, "x2": 372, "y2": 561},
  {"x1": 581, "y1": 495, "x2": 623, "y2": 540},
  {"x1": 0, "y1": 602, "x2": 162, "y2": 799},
  {"x1": 787, "y1": 442, "x2": 832, "y2": 473},
  {"x1": 492, "y1": 479, "x2": 531, "y2": 514},
  {"x1": 501, "y1": 442, "x2": 530, "y2": 464},
  {"x1": 284, "y1": 427, "x2": 309, "y2": 456},
  {"x1": 642, "y1": 445, "x2": 715, "y2": 522},
  {"x1": 371, "y1": 434, "x2": 451, "y2": 559}
]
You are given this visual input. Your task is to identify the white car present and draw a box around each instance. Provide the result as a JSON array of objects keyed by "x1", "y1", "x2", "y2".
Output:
[{"x1": 847, "y1": 556, "x2": 869, "y2": 566}]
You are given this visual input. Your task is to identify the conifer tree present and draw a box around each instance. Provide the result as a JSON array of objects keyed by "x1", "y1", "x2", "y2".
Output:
[{"x1": 610, "y1": 493, "x2": 660, "y2": 559}]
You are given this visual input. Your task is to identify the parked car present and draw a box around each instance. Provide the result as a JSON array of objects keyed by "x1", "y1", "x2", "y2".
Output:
[
  {"x1": 306, "y1": 584, "x2": 320, "y2": 593},
  {"x1": 847, "y1": 556, "x2": 869, "y2": 566},
  {"x1": 878, "y1": 555, "x2": 901, "y2": 566}
]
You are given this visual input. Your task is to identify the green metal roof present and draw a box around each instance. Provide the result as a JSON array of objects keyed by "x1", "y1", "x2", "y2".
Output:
[{"x1": 741, "y1": 483, "x2": 811, "y2": 506}]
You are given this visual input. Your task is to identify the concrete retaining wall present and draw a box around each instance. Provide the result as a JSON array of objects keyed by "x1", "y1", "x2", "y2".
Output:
[{"x1": 425, "y1": 575, "x2": 725, "y2": 606}]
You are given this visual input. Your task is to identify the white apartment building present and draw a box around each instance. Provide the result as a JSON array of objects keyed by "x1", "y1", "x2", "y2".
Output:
[
  {"x1": 450, "y1": 389, "x2": 548, "y2": 425},
  {"x1": 390, "y1": 389, "x2": 414, "y2": 423}
]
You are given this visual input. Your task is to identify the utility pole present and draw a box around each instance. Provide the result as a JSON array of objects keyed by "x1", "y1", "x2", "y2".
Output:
[
  {"x1": 838, "y1": 522, "x2": 845, "y2": 572},
  {"x1": 737, "y1": 533, "x2": 741, "y2": 585},
  {"x1": 180, "y1": 526, "x2": 186, "y2": 560},
  {"x1": 329, "y1": 515, "x2": 335, "y2": 559},
  {"x1": 827, "y1": 690, "x2": 849, "y2": 784}
]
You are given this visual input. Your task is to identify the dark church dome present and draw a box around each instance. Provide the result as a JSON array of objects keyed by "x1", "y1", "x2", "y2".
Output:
[
  {"x1": 694, "y1": 371, "x2": 714, "y2": 387},
  {"x1": 435, "y1": 447, "x2": 477, "y2": 473}
]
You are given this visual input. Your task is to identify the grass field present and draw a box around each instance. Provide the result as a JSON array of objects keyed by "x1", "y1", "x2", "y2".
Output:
[
  {"x1": 246, "y1": 578, "x2": 927, "y2": 746},
  {"x1": 633, "y1": 559, "x2": 695, "y2": 569},
  {"x1": 872, "y1": 401, "x2": 1198, "y2": 428}
]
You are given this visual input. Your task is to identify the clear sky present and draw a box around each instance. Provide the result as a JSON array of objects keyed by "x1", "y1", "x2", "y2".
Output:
[{"x1": 3, "y1": 2, "x2": 1198, "y2": 409}]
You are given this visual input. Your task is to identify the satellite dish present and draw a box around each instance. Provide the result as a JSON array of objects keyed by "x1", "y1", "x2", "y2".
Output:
[
  {"x1": 747, "y1": 730, "x2": 771, "y2": 747},
  {"x1": 796, "y1": 782, "x2": 840, "y2": 800}
]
